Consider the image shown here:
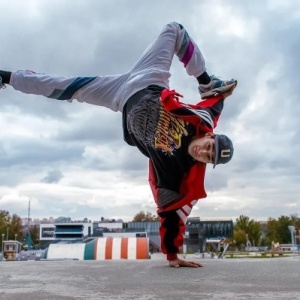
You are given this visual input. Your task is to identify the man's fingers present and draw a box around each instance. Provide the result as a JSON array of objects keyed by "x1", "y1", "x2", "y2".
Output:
[
  {"x1": 169, "y1": 259, "x2": 204, "y2": 268},
  {"x1": 189, "y1": 261, "x2": 203, "y2": 267},
  {"x1": 185, "y1": 261, "x2": 201, "y2": 268}
]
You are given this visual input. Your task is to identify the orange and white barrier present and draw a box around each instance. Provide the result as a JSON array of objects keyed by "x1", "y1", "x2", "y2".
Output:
[{"x1": 46, "y1": 237, "x2": 149, "y2": 260}]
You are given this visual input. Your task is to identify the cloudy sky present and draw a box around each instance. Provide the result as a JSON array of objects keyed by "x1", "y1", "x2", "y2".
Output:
[{"x1": 0, "y1": 0, "x2": 299, "y2": 222}]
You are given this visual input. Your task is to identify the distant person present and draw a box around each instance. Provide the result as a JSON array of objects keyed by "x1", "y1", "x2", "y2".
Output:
[{"x1": 0, "y1": 22, "x2": 237, "y2": 268}]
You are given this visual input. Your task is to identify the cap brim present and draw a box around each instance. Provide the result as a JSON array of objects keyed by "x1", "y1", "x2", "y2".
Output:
[{"x1": 213, "y1": 135, "x2": 219, "y2": 169}]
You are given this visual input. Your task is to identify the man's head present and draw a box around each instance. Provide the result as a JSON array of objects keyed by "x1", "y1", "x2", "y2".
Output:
[{"x1": 187, "y1": 132, "x2": 234, "y2": 167}]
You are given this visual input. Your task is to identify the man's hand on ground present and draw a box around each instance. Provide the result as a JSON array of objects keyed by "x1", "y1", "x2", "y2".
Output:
[{"x1": 168, "y1": 258, "x2": 203, "y2": 268}]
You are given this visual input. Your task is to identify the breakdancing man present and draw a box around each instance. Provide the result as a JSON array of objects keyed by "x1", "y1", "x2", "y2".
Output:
[{"x1": 0, "y1": 22, "x2": 237, "y2": 268}]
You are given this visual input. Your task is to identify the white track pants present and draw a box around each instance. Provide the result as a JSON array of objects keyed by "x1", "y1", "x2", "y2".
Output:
[{"x1": 10, "y1": 22, "x2": 206, "y2": 112}]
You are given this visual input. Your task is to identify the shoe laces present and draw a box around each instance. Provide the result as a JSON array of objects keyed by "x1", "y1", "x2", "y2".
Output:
[{"x1": 210, "y1": 75, "x2": 221, "y2": 81}]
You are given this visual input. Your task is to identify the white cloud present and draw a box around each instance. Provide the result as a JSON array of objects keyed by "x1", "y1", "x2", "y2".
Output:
[{"x1": 0, "y1": 0, "x2": 299, "y2": 222}]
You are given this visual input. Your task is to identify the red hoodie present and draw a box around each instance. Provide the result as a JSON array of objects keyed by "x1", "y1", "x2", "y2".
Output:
[{"x1": 148, "y1": 89, "x2": 225, "y2": 260}]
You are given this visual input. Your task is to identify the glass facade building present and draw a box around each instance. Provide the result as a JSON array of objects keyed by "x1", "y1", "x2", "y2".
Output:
[
  {"x1": 126, "y1": 218, "x2": 233, "y2": 253},
  {"x1": 127, "y1": 222, "x2": 160, "y2": 236}
]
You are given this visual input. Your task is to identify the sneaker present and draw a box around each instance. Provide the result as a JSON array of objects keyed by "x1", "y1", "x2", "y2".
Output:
[
  {"x1": 199, "y1": 75, "x2": 237, "y2": 99},
  {"x1": 0, "y1": 76, "x2": 6, "y2": 89}
]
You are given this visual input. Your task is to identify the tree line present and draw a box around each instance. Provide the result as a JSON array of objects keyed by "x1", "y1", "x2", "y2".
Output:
[
  {"x1": 0, "y1": 210, "x2": 39, "y2": 249},
  {"x1": 1, "y1": 209, "x2": 299, "y2": 250},
  {"x1": 233, "y1": 214, "x2": 300, "y2": 248},
  {"x1": 133, "y1": 211, "x2": 300, "y2": 247}
]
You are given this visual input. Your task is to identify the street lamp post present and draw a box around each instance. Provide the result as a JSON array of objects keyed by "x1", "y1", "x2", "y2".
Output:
[
  {"x1": 288, "y1": 226, "x2": 296, "y2": 255},
  {"x1": 183, "y1": 230, "x2": 189, "y2": 258}
]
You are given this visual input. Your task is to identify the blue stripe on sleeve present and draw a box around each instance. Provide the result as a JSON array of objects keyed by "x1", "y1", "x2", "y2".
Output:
[{"x1": 57, "y1": 77, "x2": 96, "y2": 100}]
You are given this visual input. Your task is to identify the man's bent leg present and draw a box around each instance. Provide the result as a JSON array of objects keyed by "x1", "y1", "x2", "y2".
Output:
[{"x1": 129, "y1": 22, "x2": 207, "y2": 87}]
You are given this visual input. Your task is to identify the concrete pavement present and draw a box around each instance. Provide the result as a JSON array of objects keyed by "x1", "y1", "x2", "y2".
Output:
[{"x1": 0, "y1": 254, "x2": 300, "y2": 299}]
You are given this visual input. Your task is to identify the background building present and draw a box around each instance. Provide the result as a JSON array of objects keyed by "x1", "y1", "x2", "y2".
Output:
[
  {"x1": 38, "y1": 217, "x2": 234, "y2": 253},
  {"x1": 40, "y1": 222, "x2": 93, "y2": 248}
]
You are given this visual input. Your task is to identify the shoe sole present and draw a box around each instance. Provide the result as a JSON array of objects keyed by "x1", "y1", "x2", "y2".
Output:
[{"x1": 201, "y1": 80, "x2": 238, "y2": 99}]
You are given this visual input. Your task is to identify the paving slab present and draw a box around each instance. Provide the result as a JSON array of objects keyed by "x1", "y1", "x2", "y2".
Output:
[{"x1": 0, "y1": 254, "x2": 300, "y2": 300}]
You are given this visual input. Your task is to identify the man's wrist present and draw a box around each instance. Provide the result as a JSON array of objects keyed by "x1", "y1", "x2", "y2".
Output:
[{"x1": 167, "y1": 253, "x2": 178, "y2": 260}]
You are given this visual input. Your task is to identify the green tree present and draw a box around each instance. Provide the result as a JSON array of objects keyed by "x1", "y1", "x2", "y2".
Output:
[
  {"x1": 235, "y1": 215, "x2": 262, "y2": 247},
  {"x1": 30, "y1": 225, "x2": 40, "y2": 247},
  {"x1": 266, "y1": 218, "x2": 280, "y2": 245},
  {"x1": 235, "y1": 215, "x2": 250, "y2": 231},
  {"x1": 10, "y1": 214, "x2": 23, "y2": 241},
  {"x1": 247, "y1": 219, "x2": 262, "y2": 246},
  {"x1": 233, "y1": 229, "x2": 247, "y2": 248},
  {"x1": 277, "y1": 215, "x2": 293, "y2": 244},
  {"x1": 0, "y1": 211, "x2": 12, "y2": 251},
  {"x1": 290, "y1": 214, "x2": 300, "y2": 230},
  {"x1": 0, "y1": 210, "x2": 11, "y2": 239},
  {"x1": 133, "y1": 211, "x2": 159, "y2": 222}
]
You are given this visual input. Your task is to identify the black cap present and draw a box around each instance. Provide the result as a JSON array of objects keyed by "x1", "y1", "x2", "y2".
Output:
[{"x1": 213, "y1": 134, "x2": 234, "y2": 168}]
